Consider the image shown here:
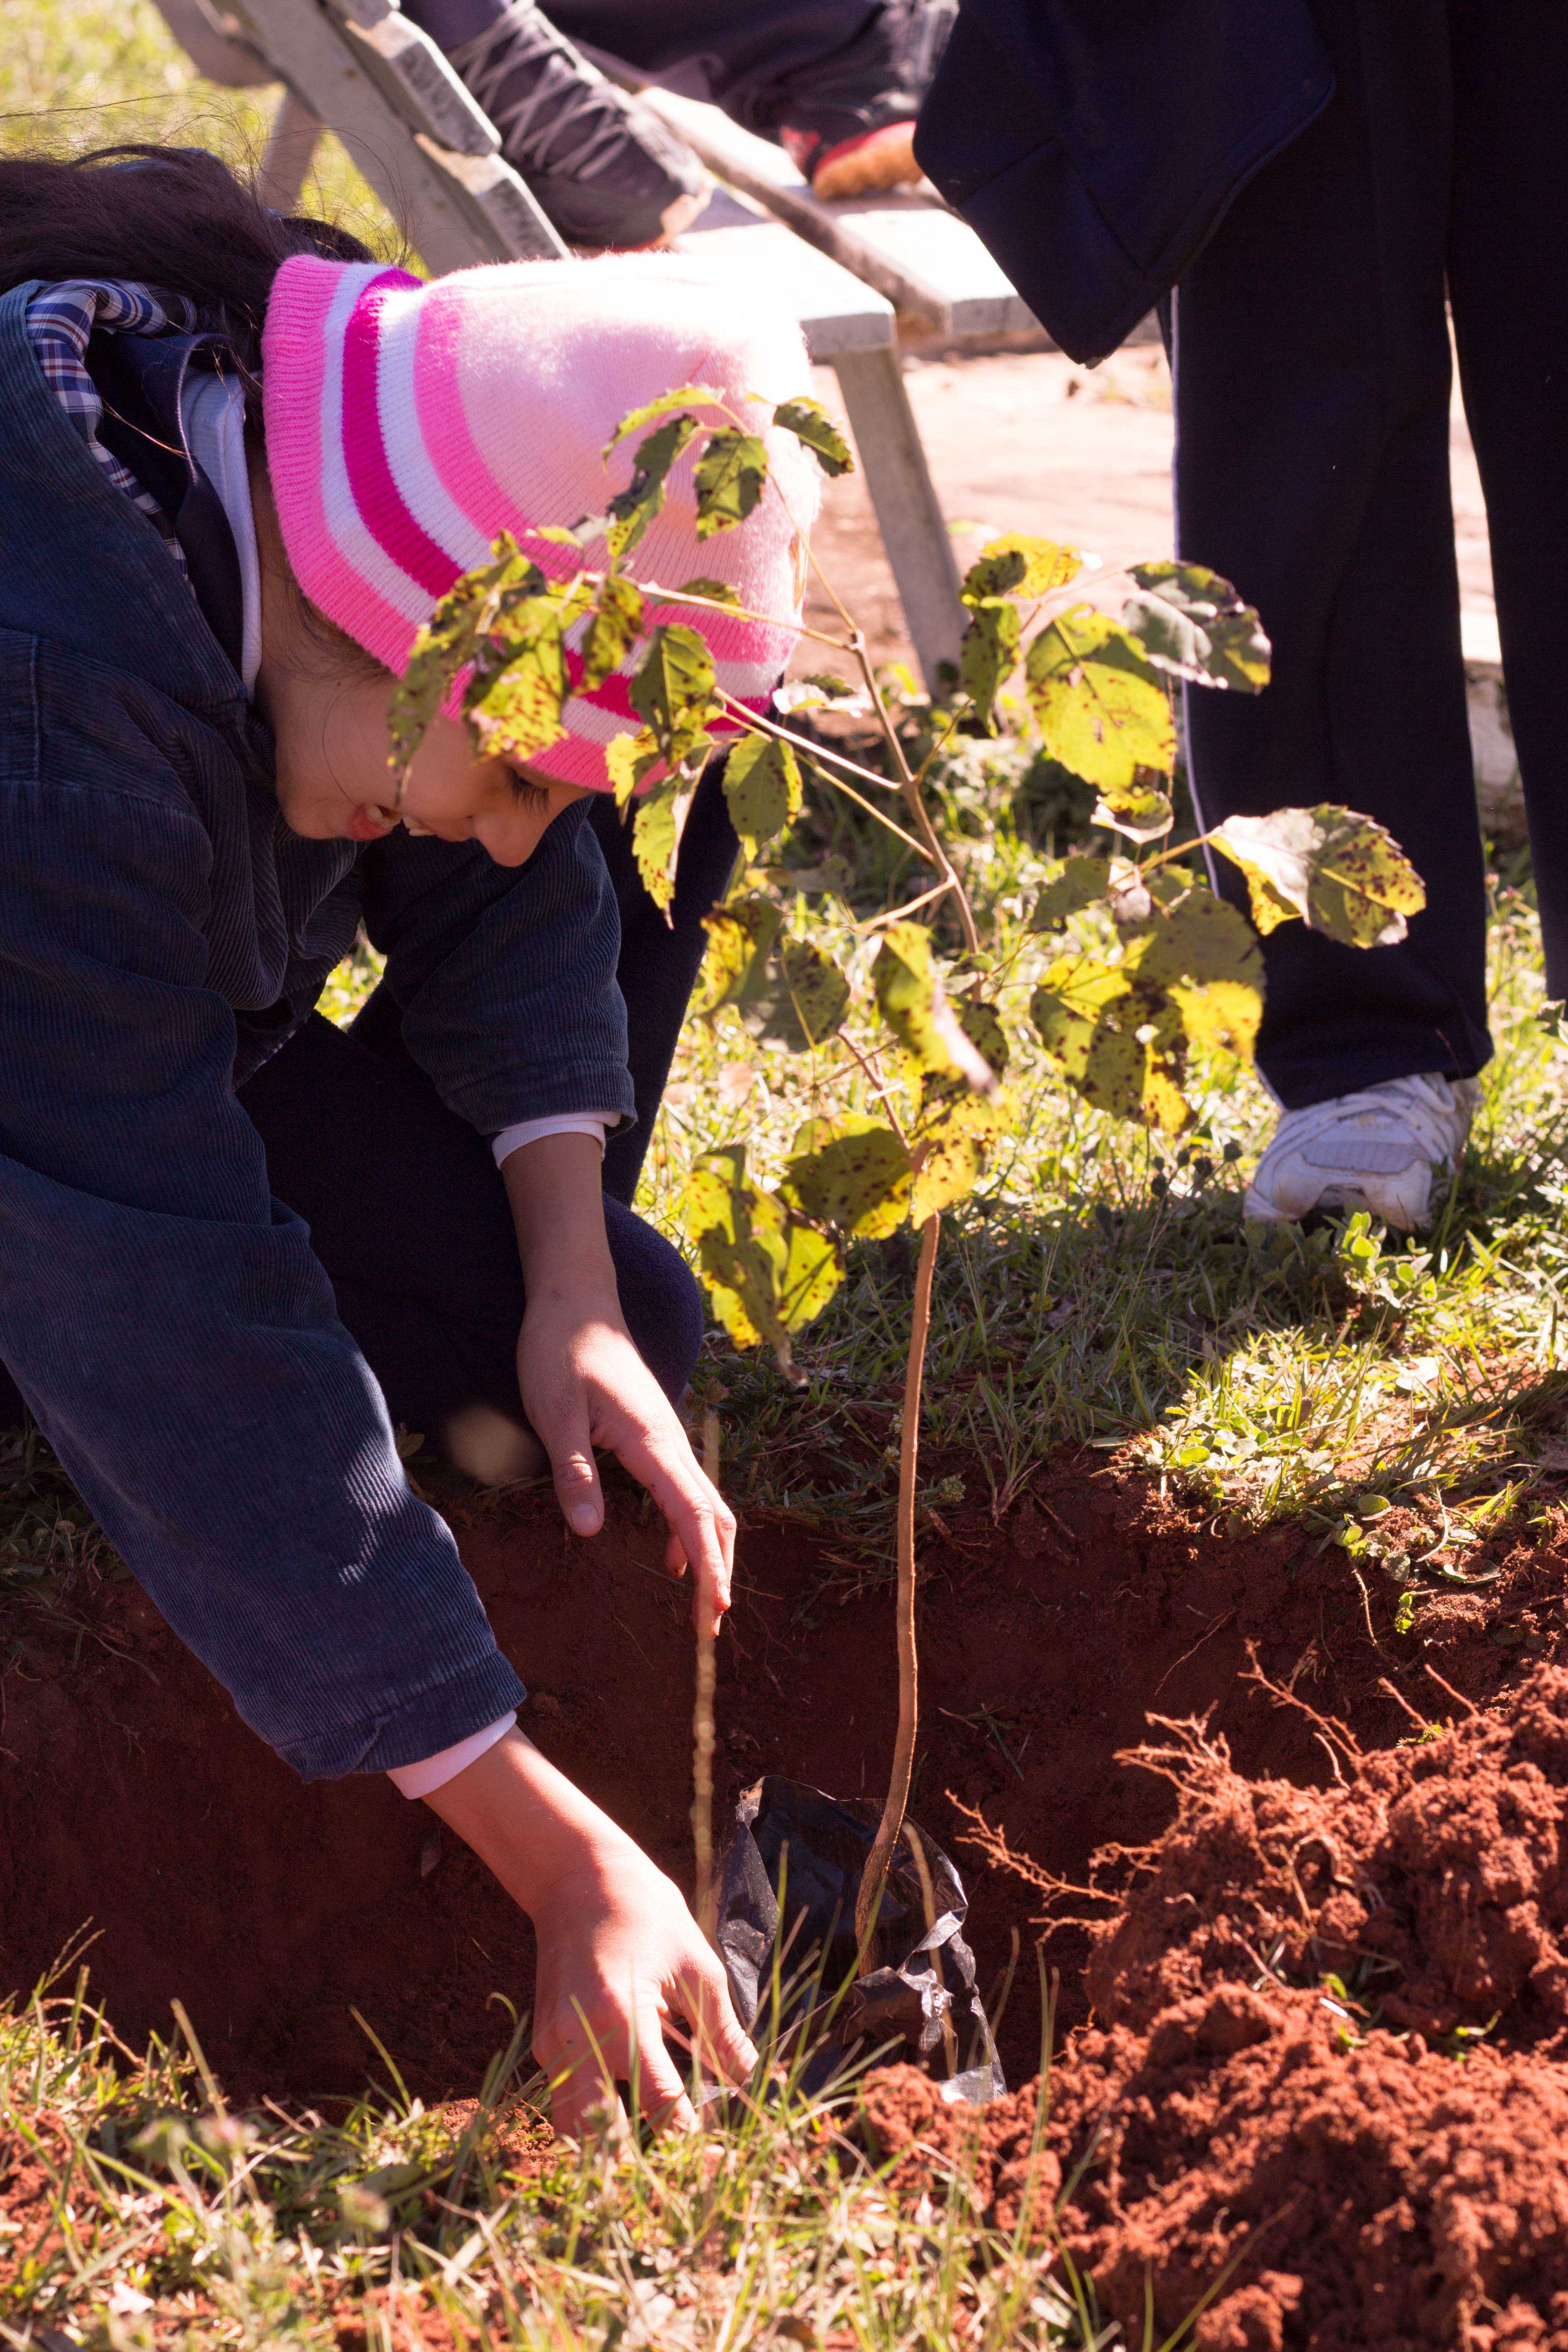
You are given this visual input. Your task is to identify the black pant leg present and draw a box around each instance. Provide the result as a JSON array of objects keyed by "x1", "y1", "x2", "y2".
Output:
[
  {"x1": 237, "y1": 1014, "x2": 703, "y2": 1446},
  {"x1": 592, "y1": 757, "x2": 739, "y2": 1206},
  {"x1": 1448, "y1": 0, "x2": 1568, "y2": 996},
  {"x1": 1172, "y1": 0, "x2": 1489, "y2": 1110}
]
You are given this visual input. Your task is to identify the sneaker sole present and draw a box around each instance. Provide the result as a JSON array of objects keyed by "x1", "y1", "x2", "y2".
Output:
[{"x1": 806, "y1": 121, "x2": 922, "y2": 198}]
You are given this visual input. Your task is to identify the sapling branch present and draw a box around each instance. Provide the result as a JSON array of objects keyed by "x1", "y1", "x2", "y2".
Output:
[
  {"x1": 849, "y1": 631, "x2": 981, "y2": 957},
  {"x1": 854, "y1": 1206, "x2": 940, "y2": 1962}
]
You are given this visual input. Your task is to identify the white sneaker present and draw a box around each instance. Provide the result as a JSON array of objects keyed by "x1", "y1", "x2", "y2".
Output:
[{"x1": 1244, "y1": 1072, "x2": 1479, "y2": 1230}]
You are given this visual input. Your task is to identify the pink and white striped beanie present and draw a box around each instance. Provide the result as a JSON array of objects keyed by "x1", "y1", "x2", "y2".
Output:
[{"x1": 260, "y1": 250, "x2": 822, "y2": 792}]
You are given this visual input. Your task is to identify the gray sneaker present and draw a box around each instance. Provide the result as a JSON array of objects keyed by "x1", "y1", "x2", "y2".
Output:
[
  {"x1": 450, "y1": 0, "x2": 711, "y2": 249},
  {"x1": 1244, "y1": 1073, "x2": 1479, "y2": 1230}
]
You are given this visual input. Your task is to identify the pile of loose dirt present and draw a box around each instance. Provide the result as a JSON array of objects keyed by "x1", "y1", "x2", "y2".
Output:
[{"x1": 862, "y1": 1666, "x2": 1568, "y2": 2348}]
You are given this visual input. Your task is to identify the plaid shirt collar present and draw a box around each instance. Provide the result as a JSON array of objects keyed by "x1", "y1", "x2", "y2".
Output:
[{"x1": 24, "y1": 279, "x2": 200, "y2": 577}]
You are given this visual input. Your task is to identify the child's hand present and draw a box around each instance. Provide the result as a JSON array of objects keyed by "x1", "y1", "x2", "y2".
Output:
[
  {"x1": 426, "y1": 1730, "x2": 757, "y2": 2134},
  {"x1": 500, "y1": 1131, "x2": 735, "y2": 1635},
  {"x1": 517, "y1": 1297, "x2": 735, "y2": 1637}
]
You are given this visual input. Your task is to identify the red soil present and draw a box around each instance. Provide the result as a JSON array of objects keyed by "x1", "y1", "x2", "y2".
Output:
[
  {"x1": 3, "y1": 1452, "x2": 1568, "y2": 2338},
  {"x1": 862, "y1": 1667, "x2": 1568, "y2": 2348}
]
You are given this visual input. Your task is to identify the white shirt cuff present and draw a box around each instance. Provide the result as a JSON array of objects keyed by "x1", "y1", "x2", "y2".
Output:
[
  {"x1": 387, "y1": 1710, "x2": 517, "y2": 1799},
  {"x1": 490, "y1": 1112, "x2": 620, "y2": 1169}
]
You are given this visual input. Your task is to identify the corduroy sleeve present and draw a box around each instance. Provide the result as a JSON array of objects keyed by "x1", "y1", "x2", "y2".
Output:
[
  {"x1": 0, "y1": 728, "x2": 523, "y2": 1780},
  {"x1": 358, "y1": 802, "x2": 637, "y2": 1139}
]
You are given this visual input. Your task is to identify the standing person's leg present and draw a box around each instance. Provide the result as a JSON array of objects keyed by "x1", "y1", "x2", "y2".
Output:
[
  {"x1": 235, "y1": 1013, "x2": 704, "y2": 1469},
  {"x1": 1448, "y1": 0, "x2": 1568, "y2": 995},
  {"x1": 1174, "y1": 0, "x2": 1489, "y2": 1120}
]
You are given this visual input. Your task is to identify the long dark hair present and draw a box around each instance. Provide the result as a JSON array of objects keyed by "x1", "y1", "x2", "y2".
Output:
[
  {"x1": 0, "y1": 143, "x2": 391, "y2": 685},
  {"x1": 0, "y1": 143, "x2": 375, "y2": 425}
]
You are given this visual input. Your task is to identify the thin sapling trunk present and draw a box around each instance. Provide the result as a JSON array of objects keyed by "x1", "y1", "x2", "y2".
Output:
[{"x1": 854, "y1": 1208, "x2": 940, "y2": 1960}]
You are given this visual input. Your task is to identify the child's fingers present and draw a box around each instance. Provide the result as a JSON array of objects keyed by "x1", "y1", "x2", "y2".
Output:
[
  {"x1": 631, "y1": 2000, "x2": 701, "y2": 2132},
  {"x1": 533, "y1": 1392, "x2": 605, "y2": 1538},
  {"x1": 543, "y1": 2033, "x2": 624, "y2": 2139},
  {"x1": 612, "y1": 1423, "x2": 735, "y2": 1632},
  {"x1": 681, "y1": 1955, "x2": 760, "y2": 2088}
]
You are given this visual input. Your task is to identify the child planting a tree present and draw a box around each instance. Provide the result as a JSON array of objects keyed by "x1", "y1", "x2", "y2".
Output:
[{"x1": 0, "y1": 143, "x2": 828, "y2": 2133}]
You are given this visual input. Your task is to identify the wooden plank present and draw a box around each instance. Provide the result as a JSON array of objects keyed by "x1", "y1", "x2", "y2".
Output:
[
  {"x1": 603, "y1": 74, "x2": 1039, "y2": 338},
  {"x1": 829, "y1": 345, "x2": 964, "y2": 690},
  {"x1": 222, "y1": 0, "x2": 567, "y2": 268},
  {"x1": 676, "y1": 186, "x2": 894, "y2": 363},
  {"x1": 257, "y1": 88, "x2": 323, "y2": 211}
]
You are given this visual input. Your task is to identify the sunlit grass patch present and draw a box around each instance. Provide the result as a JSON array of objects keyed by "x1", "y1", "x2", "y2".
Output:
[
  {"x1": 0, "y1": 1975, "x2": 1106, "y2": 2352},
  {"x1": 0, "y1": 0, "x2": 404, "y2": 262}
]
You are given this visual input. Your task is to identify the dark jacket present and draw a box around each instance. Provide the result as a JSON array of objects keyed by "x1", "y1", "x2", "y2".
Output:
[
  {"x1": 0, "y1": 280, "x2": 636, "y2": 1778},
  {"x1": 914, "y1": 0, "x2": 1333, "y2": 365}
]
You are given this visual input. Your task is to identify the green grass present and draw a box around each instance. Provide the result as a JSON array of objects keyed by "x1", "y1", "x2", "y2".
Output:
[
  {"x1": 0, "y1": 1974, "x2": 1112, "y2": 2352},
  {"x1": 0, "y1": 0, "x2": 402, "y2": 258}
]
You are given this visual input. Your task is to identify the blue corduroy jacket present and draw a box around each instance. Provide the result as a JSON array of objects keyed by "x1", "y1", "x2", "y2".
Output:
[
  {"x1": 0, "y1": 280, "x2": 636, "y2": 1778},
  {"x1": 915, "y1": 0, "x2": 1334, "y2": 365}
]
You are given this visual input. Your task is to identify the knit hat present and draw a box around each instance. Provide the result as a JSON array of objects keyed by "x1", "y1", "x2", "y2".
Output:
[{"x1": 260, "y1": 251, "x2": 822, "y2": 792}]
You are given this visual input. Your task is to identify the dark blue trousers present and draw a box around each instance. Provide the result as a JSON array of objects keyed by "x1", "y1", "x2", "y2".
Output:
[
  {"x1": 1173, "y1": 0, "x2": 1568, "y2": 1110},
  {"x1": 0, "y1": 772, "x2": 738, "y2": 1439}
]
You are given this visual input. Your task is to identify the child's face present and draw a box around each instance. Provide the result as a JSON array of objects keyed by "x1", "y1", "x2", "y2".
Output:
[
  {"x1": 251, "y1": 462, "x2": 589, "y2": 865},
  {"x1": 267, "y1": 667, "x2": 588, "y2": 867}
]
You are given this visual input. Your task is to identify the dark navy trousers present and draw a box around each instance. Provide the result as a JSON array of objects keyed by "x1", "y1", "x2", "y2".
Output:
[
  {"x1": 0, "y1": 769, "x2": 738, "y2": 1441},
  {"x1": 1173, "y1": 0, "x2": 1568, "y2": 1109}
]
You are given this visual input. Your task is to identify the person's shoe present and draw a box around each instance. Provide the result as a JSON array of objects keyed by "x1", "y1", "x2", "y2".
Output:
[
  {"x1": 449, "y1": 0, "x2": 711, "y2": 250},
  {"x1": 775, "y1": 0, "x2": 956, "y2": 198},
  {"x1": 1244, "y1": 1073, "x2": 1480, "y2": 1230}
]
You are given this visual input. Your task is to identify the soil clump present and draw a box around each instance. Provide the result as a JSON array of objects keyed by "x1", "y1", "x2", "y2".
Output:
[{"x1": 863, "y1": 1665, "x2": 1568, "y2": 2348}]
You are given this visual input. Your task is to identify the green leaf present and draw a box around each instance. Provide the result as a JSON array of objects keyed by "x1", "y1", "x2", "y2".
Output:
[
  {"x1": 1131, "y1": 888, "x2": 1264, "y2": 995},
  {"x1": 606, "y1": 727, "x2": 663, "y2": 809},
  {"x1": 909, "y1": 1001, "x2": 1012, "y2": 1218},
  {"x1": 773, "y1": 675, "x2": 858, "y2": 715},
  {"x1": 1166, "y1": 977, "x2": 1261, "y2": 1064},
  {"x1": 607, "y1": 414, "x2": 699, "y2": 563},
  {"x1": 1024, "y1": 608, "x2": 1176, "y2": 793},
  {"x1": 629, "y1": 623, "x2": 720, "y2": 766},
  {"x1": 696, "y1": 894, "x2": 784, "y2": 1017},
  {"x1": 681, "y1": 1145, "x2": 842, "y2": 1372},
  {"x1": 603, "y1": 385, "x2": 725, "y2": 456},
  {"x1": 1209, "y1": 805, "x2": 1426, "y2": 946},
  {"x1": 872, "y1": 924, "x2": 999, "y2": 1088},
  {"x1": 723, "y1": 733, "x2": 803, "y2": 858},
  {"x1": 911, "y1": 1086, "x2": 1007, "y2": 1221},
  {"x1": 387, "y1": 535, "x2": 544, "y2": 772},
  {"x1": 631, "y1": 773, "x2": 694, "y2": 912},
  {"x1": 782, "y1": 1114, "x2": 911, "y2": 1238},
  {"x1": 1029, "y1": 958, "x2": 1188, "y2": 1134},
  {"x1": 1031, "y1": 857, "x2": 1113, "y2": 932},
  {"x1": 676, "y1": 577, "x2": 744, "y2": 609},
  {"x1": 773, "y1": 396, "x2": 854, "y2": 477},
  {"x1": 1092, "y1": 774, "x2": 1175, "y2": 843},
  {"x1": 579, "y1": 573, "x2": 646, "y2": 693},
  {"x1": 463, "y1": 597, "x2": 571, "y2": 764},
  {"x1": 693, "y1": 429, "x2": 769, "y2": 539},
  {"x1": 1124, "y1": 562, "x2": 1271, "y2": 693},
  {"x1": 962, "y1": 534, "x2": 1081, "y2": 602},
  {"x1": 752, "y1": 935, "x2": 851, "y2": 1052},
  {"x1": 958, "y1": 597, "x2": 1020, "y2": 730}
]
